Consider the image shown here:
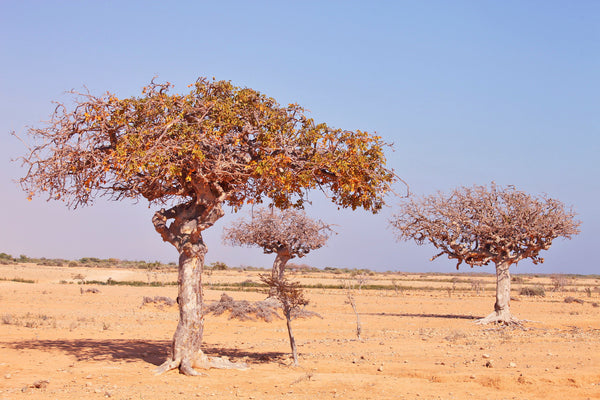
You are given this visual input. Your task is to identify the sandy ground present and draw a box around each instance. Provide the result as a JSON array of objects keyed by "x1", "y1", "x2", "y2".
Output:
[{"x1": 1, "y1": 263, "x2": 599, "y2": 399}]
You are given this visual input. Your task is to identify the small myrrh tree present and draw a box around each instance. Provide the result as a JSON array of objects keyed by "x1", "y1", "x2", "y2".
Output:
[
  {"x1": 341, "y1": 278, "x2": 362, "y2": 340},
  {"x1": 223, "y1": 207, "x2": 332, "y2": 296},
  {"x1": 260, "y1": 274, "x2": 308, "y2": 366},
  {"x1": 17, "y1": 78, "x2": 397, "y2": 375},
  {"x1": 389, "y1": 183, "x2": 580, "y2": 324}
]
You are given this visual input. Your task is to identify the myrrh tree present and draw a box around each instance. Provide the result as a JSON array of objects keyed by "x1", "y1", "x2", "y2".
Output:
[
  {"x1": 17, "y1": 77, "x2": 397, "y2": 375},
  {"x1": 389, "y1": 183, "x2": 580, "y2": 325},
  {"x1": 223, "y1": 207, "x2": 332, "y2": 296}
]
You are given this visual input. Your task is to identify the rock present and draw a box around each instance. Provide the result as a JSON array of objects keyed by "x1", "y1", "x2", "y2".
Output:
[
  {"x1": 31, "y1": 380, "x2": 49, "y2": 389},
  {"x1": 482, "y1": 354, "x2": 491, "y2": 359},
  {"x1": 377, "y1": 365, "x2": 384, "y2": 372},
  {"x1": 508, "y1": 362, "x2": 517, "y2": 368},
  {"x1": 4, "y1": 374, "x2": 10, "y2": 379}
]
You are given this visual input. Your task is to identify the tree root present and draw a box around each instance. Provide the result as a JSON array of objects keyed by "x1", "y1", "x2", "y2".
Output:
[
  {"x1": 154, "y1": 351, "x2": 248, "y2": 376},
  {"x1": 475, "y1": 311, "x2": 521, "y2": 326}
]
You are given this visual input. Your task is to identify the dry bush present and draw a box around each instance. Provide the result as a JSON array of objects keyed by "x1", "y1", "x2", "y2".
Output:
[
  {"x1": 390, "y1": 278, "x2": 404, "y2": 295},
  {"x1": 520, "y1": 286, "x2": 546, "y2": 297},
  {"x1": 551, "y1": 274, "x2": 571, "y2": 292},
  {"x1": 564, "y1": 296, "x2": 585, "y2": 304},
  {"x1": 141, "y1": 296, "x2": 176, "y2": 307},
  {"x1": 469, "y1": 279, "x2": 483, "y2": 294},
  {"x1": 205, "y1": 293, "x2": 281, "y2": 322},
  {"x1": 80, "y1": 287, "x2": 100, "y2": 294}
]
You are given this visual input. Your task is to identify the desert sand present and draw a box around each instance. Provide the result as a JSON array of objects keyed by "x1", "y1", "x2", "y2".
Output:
[{"x1": 1, "y1": 263, "x2": 599, "y2": 399}]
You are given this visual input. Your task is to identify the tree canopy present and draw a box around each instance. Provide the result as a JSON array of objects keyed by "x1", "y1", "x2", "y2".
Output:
[
  {"x1": 19, "y1": 78, "x2": 397, "y2": 212},
  {"x1": 390, "y1": 183, "x2": 581, "y2": 269},
  {"x1": 223, "y1": 207, "x2": 333, "y2": 258}
]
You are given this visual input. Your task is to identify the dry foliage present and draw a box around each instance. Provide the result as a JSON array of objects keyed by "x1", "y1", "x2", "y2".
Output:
[
  {"x1": 141, "y1": 296, "x2": 176, "y2": 307},
  {"x1": 223, "y1": 207, "x2": 333, "y2": 258},
  {"x1": 564, "y1": 296, "x2": 585, "y2": 304},
  {"x1": 205, "y1": 293, "x2": 281, "y2": 322},
  {"x1": 17, "y1": 78, "x2": 397, "y2": 211},
  {"x1": 390, "y1": 183, "x2": 581, "y2": 269},
  {"x1": 550, "y1": 274, "x2": 572, "y2": 292}
]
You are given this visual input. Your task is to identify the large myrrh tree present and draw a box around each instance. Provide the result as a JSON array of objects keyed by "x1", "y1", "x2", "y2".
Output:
[
  {"x1": 17, "y1": 78, "x2": 397, "y2": 375},
  {"x1": 389, "y1": 183, "x2": 580, "y2": 325},
  {"x1": 223, "y1": 207, "x2": 332, "y2": 296}
]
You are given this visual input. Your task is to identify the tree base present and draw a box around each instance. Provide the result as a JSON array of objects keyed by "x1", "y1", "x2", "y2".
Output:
[
  {"x1": 475, "y1": 310, "x2": 520, "y2": 325},
  {"x1": 154, "y1": 350, "x2": 248, "y2": 376}
]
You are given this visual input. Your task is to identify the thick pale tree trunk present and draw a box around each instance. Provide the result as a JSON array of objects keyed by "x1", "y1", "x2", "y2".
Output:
[
  {"x1": 268, "y1": 248, "x2": 291, "y2": 297},
  {"x1": 153, "y1": 200, "x2": 247, "y2": 375},
  {"x1": 156, "y1": 246, "x2": 207, "y2": 375},
  {"x1": 477, "y1": 260, "x2": 518, "y2": 324}
]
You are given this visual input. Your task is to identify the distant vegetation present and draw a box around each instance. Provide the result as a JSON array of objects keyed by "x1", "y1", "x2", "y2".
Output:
[
  {"x1": 2, "y1": 252, "x2": 599, "y2": 296},
  {"x1": 0, "y1": 252, "x2": 176, "y2": 270}
]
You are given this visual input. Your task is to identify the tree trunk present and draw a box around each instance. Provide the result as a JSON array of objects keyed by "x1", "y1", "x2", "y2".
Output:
[
  {"x1": 153, "y1": 200, "x2": 247, "y2": 375},
  {"x1": 269, "y1": 248, "x2": 291, "y2": 297},
  {"x1": 155, "y1": 247, "x2": 207, "y2": 375},
  {"x1": 284, "y1": 309, "x2": 299, "y2": 366},
  {"x1": 477, "y1": 260, "x2": 518, "y2": 325}
]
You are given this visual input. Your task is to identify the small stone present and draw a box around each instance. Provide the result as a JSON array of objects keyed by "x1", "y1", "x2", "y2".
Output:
[
  {"x1": 31, "y1": 380, "x2": 49, "y2": 389},
  {"x1": 4, "y1": 374, "x2": 11, "y2": 379},
  {"x1": 508, "y1": 362, "x2": 517, "y2": 368},
  {"x1": 482, "y1": 354, "x2": 491, "y2": 359},
  {"x1": 470, "y1": 375, "x2": 476, "y2": 379},
  {"x1": 377, "y1": 365, "x2": 384, "y2": 372}
]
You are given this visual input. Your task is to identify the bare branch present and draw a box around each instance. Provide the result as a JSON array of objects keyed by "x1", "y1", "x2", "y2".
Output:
[
  {"x1": 390, "y1": 183, "x2": 581, "y2": 268},
  {"x1": 223, "y1": 207, "x2": 334, "y2": 258}
]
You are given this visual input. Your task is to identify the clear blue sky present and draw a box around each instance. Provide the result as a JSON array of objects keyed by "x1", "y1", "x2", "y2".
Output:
[{"x1": 1, "y1": 1, "x2": 598, "y2": 274}]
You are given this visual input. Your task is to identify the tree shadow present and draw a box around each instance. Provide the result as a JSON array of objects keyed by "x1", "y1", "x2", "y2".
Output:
[
  {"x1": 4, "y1": 339, "x2": 170, "y2": 365},
  {"x1": 3, "y1": 339, "x2": 287, "y2": 366},
  {"x1": 366, "y1": 312, "x2": 480, "y2": 320}
]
